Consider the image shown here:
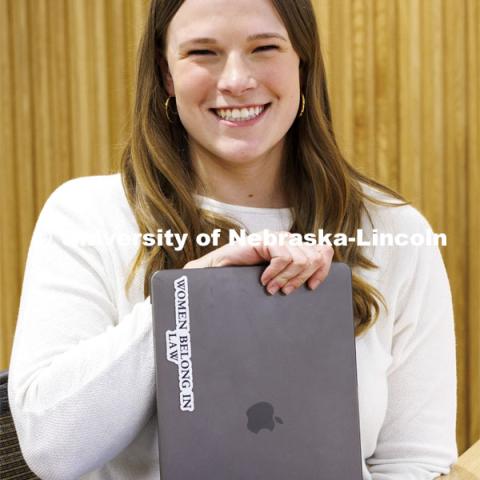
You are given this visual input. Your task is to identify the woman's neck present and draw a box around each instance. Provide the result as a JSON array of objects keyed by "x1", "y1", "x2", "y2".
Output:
[{"x1": 190, "y1": 142, "x2": 289, "y2": 208}]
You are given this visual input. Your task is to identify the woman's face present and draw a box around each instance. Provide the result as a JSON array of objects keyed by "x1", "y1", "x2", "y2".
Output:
[{"x1": 163, "y1": 0, "x2": 301, "y2": 166}]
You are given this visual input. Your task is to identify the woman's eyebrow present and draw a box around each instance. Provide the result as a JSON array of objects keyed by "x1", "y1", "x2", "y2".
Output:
[
  {"x1": 178, "y1": 32, "x2": 288, "y2": 49},
  {"x1": 247, "y1": 32, "x2": 288, "y2": 42},
  {"x1": 178, "y1": 37, "x2": 217, "y2": 49}
]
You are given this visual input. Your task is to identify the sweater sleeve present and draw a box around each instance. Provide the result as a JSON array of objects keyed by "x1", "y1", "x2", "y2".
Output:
[
  {"x1": 8, "y1": 181, "x2": 156, "y2": 480},
  {"x1": 366, "y1": 214, "x2": 458, "y2": 479}
]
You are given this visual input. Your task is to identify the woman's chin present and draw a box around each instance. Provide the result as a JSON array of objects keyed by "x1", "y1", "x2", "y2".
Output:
[
  {"x1": 216, "y1": 152, "x2": 265, "y2": 165},
  {"x1": 209, "y1": 141, "x2": 271, "y2": 165}
]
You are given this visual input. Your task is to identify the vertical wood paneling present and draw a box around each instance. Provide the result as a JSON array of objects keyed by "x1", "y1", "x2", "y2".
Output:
[
  {"x1": 373, "y1": 0, "x2": 398, "y2": 191},
  {"x1": 466, "y1": 0, "x2": 480, "y2": 446},
  {"x1": 123, "y1": 0, "x2": 151, "y2": 172},
  {"x1": 421, "y1": 0, "x2": 445, "y2": 233},
  {"x1": 30, "y1": 0, "x2": 53, "y2": 207},
  {"x1": 397, "y1": 0, "x2": 422, "y2": 207},
  {"x1": 352, "y1": 0, "x2": 376, "y2": 176},
  {"x1": 443, "y1": 0, "x2": 469, "y2": 452},
  {"x1": 0, "y1": 0, "x2": 20, "y2": 380},
  {"x1": 1, "y1": 0, "x2": 478, "y2": 454},
  {"x1": 329, "y1": 0, "x2": 355, "y2": 161},
  {"x1": 105, "y1": 0, "x2": 131, "y2": 170},
  {"x1": 67, "y1": 0, "x2": 93, "y2": 177},
  {"x1": 48, "y1": 0, "x2": 73, "y2": 188},
  {"x1": 11, "y1": 0, "x2": 36, "y2": 265},
  {"x1": 93, "y1": 0, "x2": 112, "y2": 174},
  {"x1": 314, "y1": 0, "x2": 331, "y2": 79}
]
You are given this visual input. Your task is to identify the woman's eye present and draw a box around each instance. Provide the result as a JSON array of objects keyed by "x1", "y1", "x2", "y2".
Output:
[
  {"x1": 188, "y1": 50, "x2": 215, "y2": 56},
  {"x1": 254, "y1": 45, "x2": 279, "y2": 52},
  {"x1": 187, "y1": 46, "x2": 279, "y2": 56}
]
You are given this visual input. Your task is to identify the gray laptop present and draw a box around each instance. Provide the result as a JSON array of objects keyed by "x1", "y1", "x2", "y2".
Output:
[{"x1": 150, "y1": 262, "x2": 362, "y2": 479}]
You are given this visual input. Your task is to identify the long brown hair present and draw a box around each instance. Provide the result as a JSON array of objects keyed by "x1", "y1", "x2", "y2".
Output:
[{"x1": 121, "y1": 0, "x2": 408, "y2": 337}]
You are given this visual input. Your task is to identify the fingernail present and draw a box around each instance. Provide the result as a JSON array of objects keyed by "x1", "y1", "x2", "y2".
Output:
[
  {"x1": 282, "y1": 286, "x2": 294, "y2": 295},
  {"x1": 267, "y1": 284, "x2": 279, "y2": 295},
  {"x1": 309, "y1": 280, "x2": 320, "y2": 290}
]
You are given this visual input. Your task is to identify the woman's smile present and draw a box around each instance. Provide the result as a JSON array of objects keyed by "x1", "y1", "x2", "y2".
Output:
[{"x1": 209, "y1": 102, "x2": 272, "y2": 127}]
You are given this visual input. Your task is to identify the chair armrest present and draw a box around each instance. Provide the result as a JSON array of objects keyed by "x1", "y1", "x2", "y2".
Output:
[{"x1": 437, "y1": 440, "x2": 480, "y2": 479}]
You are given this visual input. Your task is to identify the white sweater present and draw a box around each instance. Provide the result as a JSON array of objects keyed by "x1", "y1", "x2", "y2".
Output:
[{"x1": 8, "y1": 174, "x2": 457, "y2": 480}]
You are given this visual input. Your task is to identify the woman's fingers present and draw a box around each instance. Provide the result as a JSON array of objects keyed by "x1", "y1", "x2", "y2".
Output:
[
  {"x1": 184, "y1": 229, "x2": 335, "y2": 295},
  {"x1": 306, "y1": 245, "x2": 334, "y2": 290},
  {"x1": 259, "y1": 250, "x2": 293, "y2": 291},
  {"x1": 261, "y1": 245, "x2": 308, "y2": 294},
  {"x1": 276, "y1": 245, "x2": 326, "y2": 294},
  {"x1": 260, "y1": 240, "x2": 334, "y2": 295}
]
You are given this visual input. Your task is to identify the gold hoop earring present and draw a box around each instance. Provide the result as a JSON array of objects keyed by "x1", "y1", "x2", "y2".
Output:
[
  {"x1": 164, "y1": 96, "x2": 176, "y2": 123},
  {"x1": 298, "y1": 93, "x2": 305, "y2": 118}
]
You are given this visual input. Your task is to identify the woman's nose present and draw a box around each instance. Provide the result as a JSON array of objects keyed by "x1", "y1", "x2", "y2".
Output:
[{"x1": 217, "y1": 53, "x2": 257, "y2": 96}]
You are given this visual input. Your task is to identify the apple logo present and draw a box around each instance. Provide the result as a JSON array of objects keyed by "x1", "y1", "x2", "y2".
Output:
[{"x1": 246, "y1": 401, "x2": 284, "y2": 434}]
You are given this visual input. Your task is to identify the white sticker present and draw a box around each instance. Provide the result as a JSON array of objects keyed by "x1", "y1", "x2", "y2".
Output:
[{"x1": 165, "y1": 276, "x2": 195, "y2": 412}]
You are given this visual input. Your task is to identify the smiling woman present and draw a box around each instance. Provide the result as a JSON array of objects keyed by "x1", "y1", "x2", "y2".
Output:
[
  {"x1": 6, "y1": 0, "x2": 458, "y2": 479},
  {"x1": 161, "y1": 0, "x2": 301, "y2": 181}
]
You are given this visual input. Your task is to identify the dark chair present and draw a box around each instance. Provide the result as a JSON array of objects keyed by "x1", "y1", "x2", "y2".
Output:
[{"x1": 0, "y1": 369, "x2": 40, "y2": 479}]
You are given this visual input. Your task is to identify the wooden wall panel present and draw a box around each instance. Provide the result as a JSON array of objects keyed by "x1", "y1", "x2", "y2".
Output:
[
  {"x1": 373, "y1": 0, "x2": 398, "y2": 190},
  {"x1": 11, "y1": 0, "x2": 36, "y2": 269},
  {"x1": 0, "y1": 0, "x2": 478, "y2": 454},
  {"x1": 444, "y1": 0, "x2": 470, "y2": 452},
  {"x1": 328, "y1": 0, "x2": 355, "y2": 162},
  {"x1": 421, "y1": 0, "x2": 445, "y2": 230},
  {"x1": 352, "y1": 0, "x2": 376, "y2": 175},
  {"x1": 30, "y1": 0, "x2": 53, "y2": 206},
  {"x1": 466, "y1": 0, "x2": 480, "y2": 447},
  {"x1": 48, "y1": 0, "x2": 73, "y2": 188},
  {"x1": 0, "y1": 0, "x2": 20, "y2": 390},
  {"x1": 398, "y1": 0, "x2": 423, "y2": 206}
]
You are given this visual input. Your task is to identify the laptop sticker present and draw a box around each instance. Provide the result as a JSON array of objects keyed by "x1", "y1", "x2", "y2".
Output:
[{"x1": 165, "y1": 275, "x2": 195, "y2": 412}]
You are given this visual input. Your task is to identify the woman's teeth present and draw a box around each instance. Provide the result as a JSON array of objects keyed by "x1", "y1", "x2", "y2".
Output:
[{"x1": 214, "y1": 105, "x2": 266, "y2": 122}]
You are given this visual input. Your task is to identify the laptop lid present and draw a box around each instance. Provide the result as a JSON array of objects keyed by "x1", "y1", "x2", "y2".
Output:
[{"x1": 150, "y1": 262, "x2": 362, "y2": 480}]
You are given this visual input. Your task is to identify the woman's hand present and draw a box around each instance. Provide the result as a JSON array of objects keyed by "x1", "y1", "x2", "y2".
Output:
[{"x1": 184, "y1": 230, "x2": 334, "y2": 295}]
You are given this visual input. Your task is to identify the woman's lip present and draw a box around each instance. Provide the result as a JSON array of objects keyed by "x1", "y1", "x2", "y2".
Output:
[
  {"x1": 209, "y1": 103, "x2": 271, "y2": 127},
  {"x1": 209, "y1": 102, "x2": 270, "y2": 111}
]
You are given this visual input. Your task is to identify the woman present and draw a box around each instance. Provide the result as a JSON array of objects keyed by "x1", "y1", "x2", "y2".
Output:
[{"x1": 8, "y1": 0, "x2": 457, "y2": 479}]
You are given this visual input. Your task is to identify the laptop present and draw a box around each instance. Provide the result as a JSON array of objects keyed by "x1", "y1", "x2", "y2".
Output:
[{"x1": 150, "y1": 262, "x2": 362, "y2": 479}]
